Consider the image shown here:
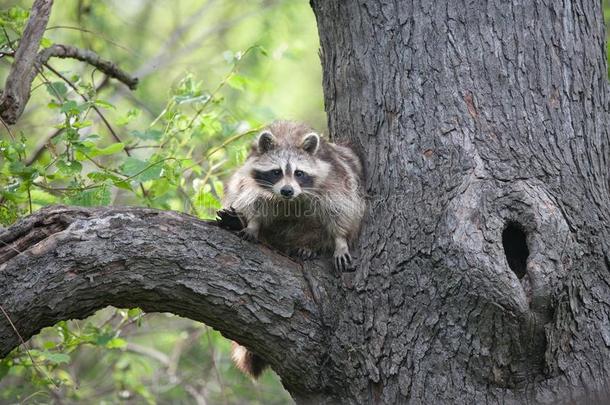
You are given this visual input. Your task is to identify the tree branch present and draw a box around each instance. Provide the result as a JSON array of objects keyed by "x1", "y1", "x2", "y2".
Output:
[
  {"x1": 0, "y1": 206, "x2": 340, "y2": 395},
  {"x1": 38, "y1": 45, "x2": 138, "y2": 90},
  {"x1": 0, "y1": 0, "x2": 53, "y2": 124},
  {"x1": 0, "y1": 0, "x2": 138, "y2": 125}
]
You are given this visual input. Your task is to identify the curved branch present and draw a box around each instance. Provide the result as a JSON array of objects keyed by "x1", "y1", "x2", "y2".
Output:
[
  {"x1": 38, "y1": 44, "x2": 138, "y2": 90},
  {"x1": 0, "y1": 206, "x2": 340, "y2": 394}
]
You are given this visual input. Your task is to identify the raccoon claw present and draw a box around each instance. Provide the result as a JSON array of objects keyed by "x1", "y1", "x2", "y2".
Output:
[
  {"x1": 334, "y1": 252, "x2": 354, "y2": 272},
  {"x1": 216, "y1": 207, "x2": 246, "y2": 231},
  {"x1": 238, "y1": 228, "x2": 258, "y2": 242},
  {"x1": 292, "y1": 248, "x2": 319, "y2": 260}
]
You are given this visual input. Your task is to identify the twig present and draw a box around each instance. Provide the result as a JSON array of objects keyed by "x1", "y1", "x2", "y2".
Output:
[
  {"x1": 125, "y1": 342, "x2": 170, "y2": 365},
  {"x1": 38, "y1": 44, "x2": 138, "y2": 90},
  {"x1": 0, "y1": 304, "x2": 59, "y2": 389},
  {"x1": 23, "y1": 75, "x2": 111, "y2": 167},
  {"x1": 0, "y1": 115, "x2": 17, "y2": 141},
  {"x1": 45, "y1": 25, "x2": 133, "y2": 53},
  {"x1": 41, "y1": 64, "x2": 150, "y2": 198},
  {"x1": 42, "y1": 63, "x2": 125, "y2": 147}
]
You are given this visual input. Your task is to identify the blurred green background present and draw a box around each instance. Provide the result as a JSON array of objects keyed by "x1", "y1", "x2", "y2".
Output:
[
  {"x1": 0, "y1": 0, "x2": 322, "y2": 403},
  {"x1": 2, "y1": 0, "x2": 610, "y2": 403}
]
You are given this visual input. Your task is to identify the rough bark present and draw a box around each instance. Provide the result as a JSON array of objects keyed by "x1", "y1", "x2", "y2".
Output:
[
  {"x1": 0, "y1": 0, "x2": 53, "y2": 124},
  {"x1": 310, "y1": 0, "x2": 610, "y2": 403},
  {"x1": 38, "y1": 44, "x2": 139, "y2": 90},
  {"x1": 0, "y1": 206, "x2": 339, "y2": 397}
]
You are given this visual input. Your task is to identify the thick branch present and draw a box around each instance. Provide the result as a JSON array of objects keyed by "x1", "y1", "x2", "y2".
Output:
[
  {"x1": 0, "y1": 0, "x2": 53, "y2": 124},
  {"x1": 38, "y1": 44, "x2": 139, "y2": 90},
  {"x1": 0, "y1": 206, "x2": 339, "y2": 395}
]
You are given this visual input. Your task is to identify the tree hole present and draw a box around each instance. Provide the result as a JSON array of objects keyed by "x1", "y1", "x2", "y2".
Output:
[{"x1": 502, "y1": 222, "x2": 529, "y2": 279}]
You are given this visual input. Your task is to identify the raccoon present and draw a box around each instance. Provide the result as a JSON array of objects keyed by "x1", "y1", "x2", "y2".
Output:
[
  {"x1": 222, "y1": 121, "x2": 365, "y2": 378},
  {"x1": 222, "y1": 120, "x2": 365, "y2": 271}
]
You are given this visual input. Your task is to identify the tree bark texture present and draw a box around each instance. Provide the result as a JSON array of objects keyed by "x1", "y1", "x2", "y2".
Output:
[
  {"x1": 0, "y1": 0, "x2": 53, "y2": 124},
  {"x1": 0, "y1": 206, "x2": 339, "y2": 398},
  {"x1": 311, "y1": 0, "x2": 610, "y2": 403}
]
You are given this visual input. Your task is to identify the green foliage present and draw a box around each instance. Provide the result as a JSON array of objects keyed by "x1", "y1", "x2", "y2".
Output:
[
  {"x1": 2, "y1": 47, "x2": 267, "y2": 221},
  {"x1": 0, "y1": 0, "x2": 322, "y2": 403}
]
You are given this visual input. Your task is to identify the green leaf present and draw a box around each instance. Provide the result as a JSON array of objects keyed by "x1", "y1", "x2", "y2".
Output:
[
  {"x1": 72, "y1": 120, "x2": 93, "y2": 129},
  {"x1": 39, "y1": 36, "x2": 53, "y2": 48},
  {"x1": 60, "y1": 100, "x2": 90, "y2": 115},
  {"x1": 93, "y1": 99, "x2": 116, "y2": 109},
  {"x1": 121, "y1": 157, "x2": 162, "y2": 182},
  {"x1": 258, "y1": 45, "x2": 269, "y2": 56},
  {"x1": 89, "y1": 142, "x2": 125, "y2": 157},
  {"x1": 113, "y1": 180, "x2": 133, "y2": 191},
  {"x1": 0, "y1": 360, "x2": 9, "y2": 381},
  {"x1": 94, "y1": 332, "x2": 114, "y2": 346},
  {"x1": 195, "y1": 191, "x2": 221, "y2": 211},
  {"x1": 60, "y1": 100, "x2": 78, "y2": 114},
  {"x1": 116, "y1": 109, "x2": 139, "y2": 126},
  {"x1": 127, "y1": 308, "x2": 142, "y2": 318},
  {"x1": 57, "y1": 159, "x2": 82, "y2": 175},
  {"x1": 227, "y1": 74, "x2": 249, "y2": 91},
  {"x1": 67, "y1": 184, "x2": 111, "y2": 207},
  {"x1": 87, "y1": 171, "x2": 122, "y2": 183},
  {"x1": 42, "y1": 351, "x2": 70, "y2": 365},
  {"x1": 149, "y1": 178, "x2": 170, "y2": 197},
  {"x1": 106, "y1": 338, "x2": 127, "y2": 349},
  {"x1": 46, "y1": 82, "x2": 67, "y2": 98},
  {"x1": 174, "y1": 94, "x2": 210, "y2": 104},
  {"x1": 213, "y1": 180, "x2": 224, "y2": 198},
  {"x1": 130, "y1": 129, "x2": 163, "y2": 141}
]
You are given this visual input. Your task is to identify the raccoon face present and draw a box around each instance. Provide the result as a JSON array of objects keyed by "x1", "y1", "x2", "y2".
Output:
[
  {"x1": 249, "y1": 129, "x2": 328, "y2": 199},
  {"x1": 251, "y1": 162, "x2": 315, "y2": 200}
]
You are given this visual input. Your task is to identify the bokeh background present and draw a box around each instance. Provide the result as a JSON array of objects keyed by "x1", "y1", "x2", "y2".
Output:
[{"x1": 2, "y1": 0, "x2": 610, "y2": 403}]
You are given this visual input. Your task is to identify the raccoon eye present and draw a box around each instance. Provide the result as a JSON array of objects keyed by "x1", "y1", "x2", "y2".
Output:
[
  {"x1": 272, "y1": 169, "x2": 282, "y2": 176},
  {"x1": 294, "y1": 170, "x2": 305, "y2": 177}
]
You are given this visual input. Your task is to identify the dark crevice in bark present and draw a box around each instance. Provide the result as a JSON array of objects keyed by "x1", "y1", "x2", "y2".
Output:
[{"x1": 502, "y1": 222, "x2": 529, "y2": 280}]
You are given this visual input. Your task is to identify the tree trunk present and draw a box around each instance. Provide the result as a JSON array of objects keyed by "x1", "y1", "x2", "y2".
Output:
[
  {"x1": 2, "y1": 0, "x2": 610, "y2": 403},
  {"x1": 310, "y1": 0, "x2": 610, "y2": 403}
]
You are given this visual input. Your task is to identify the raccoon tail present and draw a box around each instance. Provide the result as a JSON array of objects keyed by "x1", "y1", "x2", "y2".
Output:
[{"x1": 231, "y1": 341, "x2": 267, "y2": 378}]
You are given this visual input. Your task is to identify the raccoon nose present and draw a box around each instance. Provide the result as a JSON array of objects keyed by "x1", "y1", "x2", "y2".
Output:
[{"x1": 280, "y1": 185, "x2": 294, "y2": 198}]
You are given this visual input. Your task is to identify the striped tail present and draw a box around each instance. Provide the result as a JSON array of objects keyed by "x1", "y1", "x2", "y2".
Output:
[{"x1": 231, "y1": 342, "x2": 267, "y2": 378}]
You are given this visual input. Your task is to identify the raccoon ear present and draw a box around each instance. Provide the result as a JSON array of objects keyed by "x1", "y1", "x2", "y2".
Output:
[
  {"x1": 301, "y1": 132, "x2": 320, "y2": 154},
  {"x1": 257, "y1": 130, "x2": 276, "y2": 153}
]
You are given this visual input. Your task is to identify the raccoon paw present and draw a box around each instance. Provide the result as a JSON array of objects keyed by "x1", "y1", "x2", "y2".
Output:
[
  {"x1": 292, "y1": 248, "x2": 319, "y2": 260},
  {"x1": 216, "y1": 207, "x2": 246, "y2": 231},
  {"x1": 238, "y1": 228, "x2": 258, "y2": 242},
  {"x1": 334, "y1": 250, "x2": 354, "y2": 273}
]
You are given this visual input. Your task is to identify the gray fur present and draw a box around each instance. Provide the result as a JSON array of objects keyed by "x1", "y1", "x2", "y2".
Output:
[
  {"x1": 223, "y1": 120, "x2": 365, "y2": 270},
  {"x1": 224, "y1": 121, "x2": 365, "y2": 378}
]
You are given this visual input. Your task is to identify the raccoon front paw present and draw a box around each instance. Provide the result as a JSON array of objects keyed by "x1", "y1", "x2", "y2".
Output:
[
  {"x1": 334, "y1": 249, "x2": 354, "y2": 272},
  {"x1": 291, "y1": 248, "x2": 319, "y2": 260},
  {"x1": 238, "y1": 228, "x2": 258, "y2": 242},
  {"x1": 216, "y1": 207, "x2": 246, "y2": 231}
]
